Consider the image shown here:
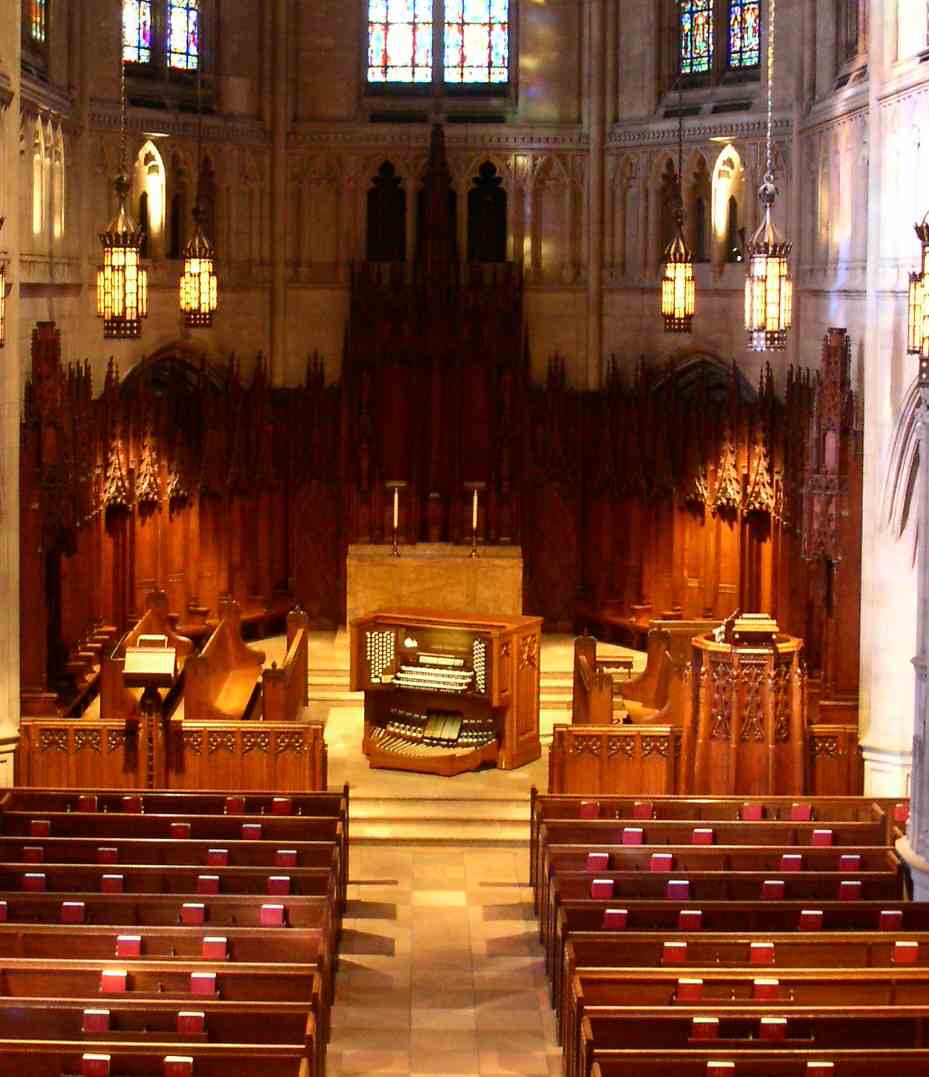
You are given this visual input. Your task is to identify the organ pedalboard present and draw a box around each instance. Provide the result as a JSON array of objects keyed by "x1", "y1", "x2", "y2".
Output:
[{"x1": 350, "y1": 608, "x2": 543, "y2": 776}]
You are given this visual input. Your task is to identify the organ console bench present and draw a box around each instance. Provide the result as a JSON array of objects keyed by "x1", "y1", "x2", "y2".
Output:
[{"x1": 350, "y1": 608, "x2": 542, "y2": 776}]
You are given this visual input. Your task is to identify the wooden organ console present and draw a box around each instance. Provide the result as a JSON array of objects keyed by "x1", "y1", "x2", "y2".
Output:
[{"x1": 350, "y1": 609, "x2": 542, "y2": 776}]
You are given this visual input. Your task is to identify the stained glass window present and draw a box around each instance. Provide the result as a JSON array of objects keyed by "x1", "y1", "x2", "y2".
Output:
[
  {"x1": 679, "y1": 0, "x2": 713, "y2": 75},
  {"x1": 368, "y1": 0, "x2": 434, "y2": 83},
  {"x1": 728, "y1": 0, "x2": 760, "y2": 68},
  {"x1": 168, "y1": 0, "x2": 200, "y2": 70},
  {"x1": 30, "y1": 0, "x2": 47, "y2": 43},
  {"x1": 123, "y1": 0, "x2": 153, "y2": 64},
  {"x1": 444, "y1": 0, "x2": 509, "y2": 84}
]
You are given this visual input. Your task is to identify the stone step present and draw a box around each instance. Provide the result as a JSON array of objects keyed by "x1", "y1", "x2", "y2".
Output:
[
  {"x1": 350, "y1": 816, "x2": 528, "y2": 846},
  {"x1": 350, "y1": 797, "x2": 528, "y2": 822}
]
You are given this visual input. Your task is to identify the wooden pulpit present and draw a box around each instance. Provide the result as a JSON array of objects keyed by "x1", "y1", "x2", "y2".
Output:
[{"x1": 680, "y1": 617, "x2": 806, "y2": 795}]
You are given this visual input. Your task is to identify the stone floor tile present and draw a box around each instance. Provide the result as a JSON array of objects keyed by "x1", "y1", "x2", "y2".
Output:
[
  {"x1": 478, "y1": 1049, "x2": 552, "y2": 1075},
  {"x1": 411, "y1": 1006, "x2": 479, "y2": 1031},
  {"x1": 410, "y1": 1049, "x2": 483, "y2": 1075},
  {"x1": 336, "y1": 1049, "x2": 412, "y2": 1074},
  {"x1": 412, "y1": 889, "x2": 469, "y2": 906}
]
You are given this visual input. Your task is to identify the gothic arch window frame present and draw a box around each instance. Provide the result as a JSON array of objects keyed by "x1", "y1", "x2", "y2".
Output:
[
  {"x1": 123, "y1": 0, "x2": 217, "y2": 110},
  {"x1": 362, "y1": 0, "x2": 518, "y2": 117},
  {"x1": 22, "y1": 0, "x2": 50, "y2": 77},
  {"x1": 834, "y1": 0, "x2": 867, "y2": 84},
  {"x1": 666, "y1": 0, "x2": 763, "y2": 93}
]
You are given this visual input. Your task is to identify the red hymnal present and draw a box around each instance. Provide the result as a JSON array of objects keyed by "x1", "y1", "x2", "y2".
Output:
[
  {"x1": 666, "y1": 879, "x2": 690, "y2": 900},
  {"x1": 706, "y1": 1065, "x2": 735, "y2": 1076},
  {"x1": 578, "y1": 800, "x2": 599, "y2": 820},
  {"x1": 839, "y1": 854, "x2": 861, "y2": 871},
  {"x1": 121, "y1": 795, "x2": 142, "y2": 814},
  {"x1": 170, "y1": 823, "x2": 191, "y2": 840},
  {"x1": 260, "y1": 903, "x2": 285, "y2": 927},
  {"x1": 275, "y1": 849, "x2": 298, "y2": 868},
  {"x1": 164, "y1": 1057, "x2": 194, "y2": 1077},
  {"x1": 190, "y1": 971, "x2": 216, "y2": 996},
  {"x1": 741, "y1": 803, "x2": 764, "y2": 821},
  {"x1": 798, "y1": 909, "x2": 823, "y2": 931},
  {"x1": 838, "y1": 879, "x2": 861, "y2": 901},
  {"x1": 880, "y1": 909, "x2": 904, "y2": 931},
  {"x1": 180, "y1": 902, "x2": 206, "y2": 925},
  {"x1": 894, "y1": 940, "x2": 919, "y2": 965},
  {"x1": 760, "y1": 1017, "x2": 787, "y2": 1041},
  {"x1": 632, "y1": 801, "x2": 653, "y2": 820},
  {"x1": 678, "y1": 909, "x2": 702, "y2": 930},
  {"x1": 96, "y1": 847, "x2": 118, "y2": 865},
  {"x1": 61, "y1": 901, "x2": 85, "y2": 924},
  {"x1": 621, "y1": 827, "x2": 643, "y2": 846},
  {"x1": 811, "y1": 829, "x2": 833, "y2": 847},
  {"x1": 585, "y1": 852, "x2": 609, "y2": 873},
  {"x1": 691, "y1": 828, "x2": 713, "y2": 845},
  {"x1": 751, "y1": 942, "x2": 775, "y2": 965},
  {"x1": 267, "y1": 875, "x2": 291, "y2": 896},
  {"x1": 197, "y1": 874, "x2": 220, "y2": 896},
  {"x1": 662, "y1": 941, "x2": 687, "y2": 964},
  {"x1": 761, "y1": 879, "x2": 785, "y2": 900},
  {"x1": 23, "y1": 873, "x2": 46, "y2": 892},
  {"x1": 225, "y1": 796, "x2": 246, "y2": 815},
  {"x1": 115, "y1": 934, "x2": 141, "y2": 958},
  {"x1": 650, "y1": 853, "x2": 673, "y2": 873},
  {"x1": 81, "y1": 1054, "x2": 111, "y2": 1077},
  {"x1": 752, "y1": 977, "x2": 779, "y2": 1000},
  {"x1": 676, "y1": 977, "x2": 702, "y2": 1001},
  {"x1": 590, "y1": 878, "x2": 614, "y2": 899},
  {"x1": 691, "y1": 1016, "x2": 718, "y2": 1040},
  {"x1": 241, "y1": 823, "x2": 262, "y2": 840},
  {"x1": 602, "y1": 908, "x2": 627, "y2": 929},
  {"x1": 895, "y1": 802, "x2": 910, "y2": 824},
  {"x1": 207, "y1": 849, "x2": 229, "y2": 867},
  {"x1": 82, "y1": 1009, "x2": 110, "y2": 1034},
  {"x1": 29, "y1": 819, "x2": 50, "y2": 837},
  {"x1": 176, "y1": 1011, "x2": 205, "y2": 1035},
  {"x1": 101, "y1": 874, "x2": 124, "y2": 894},
  {"x1": 99, "y1": 969, "x2": 127, "y2": 993},
  {"x1": 78, "y1": 794, "x2": 98, "y2": 813},
  {"x1": 23, "y1": 846, "x2": 43, "y2": 864},
  {"x1": 202, "y1": 936, "x2": 228, "y2": 961},
  {"x1": 790, "y1": 803, "x2": 813, "y2": 822},
  {"x1": 780, "y1": 854, "x2": 803, "y2": 872},
  {"x1": 0, "y1": 901, "x2": 7, "y2": 924},
  {"x1": 271, "y1": 797, "x2": 292, "y2": 816}
]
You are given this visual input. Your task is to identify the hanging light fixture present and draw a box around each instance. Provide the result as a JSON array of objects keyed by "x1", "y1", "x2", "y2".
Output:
[
  {"x1": 179, "y1": 57, "x2": 218, "y2": 327},
  {"x1": 907, "y1": 213, "x2": 929, "y2": 376},
  {"x1": 744, "y1": 0, "x2": 792, "y2": 352},
  {"x1": 97, "y1": 26, "x2": 148, "y2": 338},
  {"x1": 0, "y1": 217, "x2": 7, "y2": 349},
  {"x1": 660, "y1": 82, "x2": 695, "y2": 333}
]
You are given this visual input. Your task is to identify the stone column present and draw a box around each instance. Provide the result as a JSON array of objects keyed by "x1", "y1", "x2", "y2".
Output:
[
  {"x1": 0, "y1": 2, "x2": 21, "y2": 784},
  {"x1": 269, "y1": 0, "x2": 288, "y2": 383},
  {"x1": 586, "y1": 0, "x2": 606, "y2": 390},
  {"x1": 898, "y1": 375, "x2": 929, "y2": 896}
]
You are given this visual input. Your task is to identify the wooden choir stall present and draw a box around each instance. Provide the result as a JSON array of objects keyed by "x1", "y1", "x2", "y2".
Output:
[{"x1": 350, "y1": 608, "x2": 542, "y2": 776}]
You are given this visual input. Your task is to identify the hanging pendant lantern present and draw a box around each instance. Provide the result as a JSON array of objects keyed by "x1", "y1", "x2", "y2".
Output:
[
  {"x1": 907, "y1": 215, "x2": 929, "y2": 370},
  {"x1": 180, "y1": 204, "x2": 218, "y2": 327},
  {"x1": 743, "y1": 0, "x2": 792, "y2": 353},
  {"x1": 96, "y1": 175, "x2": 149, "y2": 340},
  {"x1": 744, "y1": 177, "x2": 792, "y2": 352},
  {"x1": 661, "y1": 208, "x2": 696, "y2": 332}
]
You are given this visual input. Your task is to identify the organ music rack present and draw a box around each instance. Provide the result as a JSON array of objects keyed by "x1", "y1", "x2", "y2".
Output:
[{"x1": 349, "y1": 608, "x2": 542, "y2": 776}]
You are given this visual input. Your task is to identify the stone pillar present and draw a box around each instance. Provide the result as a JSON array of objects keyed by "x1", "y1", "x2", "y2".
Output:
[
  {"x1": 586, "y1": 0, "x2": 606, "y2": 390},
  {"x1": 0, "y1": 2, "x2": 21, "y2": 784},
  {"x1": 898, "y1": 377, "x2": 929, "y2": 896},
  {"x1": 269, "y1": 0, "x2": 288, "y2": 383}
]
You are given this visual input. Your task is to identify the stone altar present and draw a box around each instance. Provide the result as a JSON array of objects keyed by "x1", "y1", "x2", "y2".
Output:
[{"x1": 346, "y1": 545, "x2": 523, "y2": 625}]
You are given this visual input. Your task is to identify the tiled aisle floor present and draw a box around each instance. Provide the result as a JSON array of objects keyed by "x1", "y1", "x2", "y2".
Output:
[{"x1": 329, "y1": 844, "x2": 561, "y2": 1077}]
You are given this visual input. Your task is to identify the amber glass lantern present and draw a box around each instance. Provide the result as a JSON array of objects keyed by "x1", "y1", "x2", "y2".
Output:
[
  {"x1": 96, "y1": 175, "x2": 148, "y2": 339},
  {"x1": 661, "y1": 209, "x2": 696, "y2": 332},
  {"x1": 180, "y1": 206, "x2": 218, "y2": 328},
  {"x1": 744, "y1": 179, "x2": 793, "y2": 352}
]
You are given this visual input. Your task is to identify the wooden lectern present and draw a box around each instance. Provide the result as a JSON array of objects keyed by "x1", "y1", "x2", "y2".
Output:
[{"x1": 680, "y1": 616, "x2": 806, "y2": 795}]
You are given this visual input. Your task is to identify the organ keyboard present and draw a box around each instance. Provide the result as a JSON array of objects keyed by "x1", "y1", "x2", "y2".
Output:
[{"x1": 350, "y1": 608, "x2": 543, "y2": 776}]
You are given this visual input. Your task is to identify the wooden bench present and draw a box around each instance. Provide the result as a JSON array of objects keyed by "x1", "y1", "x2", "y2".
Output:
[
  {"x1": 572, "y1": 637, "x2": 619, "y2": 726},
  {"x1": 184, "y1": 599, "x2": 265, "y2": 721},
  {"x1": 99, "y1": 590, "x2": 195, "y2": 724},
  {"x1": 262, "y1": 608, "x2": 310, "y2": 723},
  {"x1": 589, "y1": 1050, "x2": 929, "y2": 1077}
]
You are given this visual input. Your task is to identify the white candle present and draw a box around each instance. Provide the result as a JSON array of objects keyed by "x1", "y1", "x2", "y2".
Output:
[
  {"x1": 393, "y1": 488, "x2": 399, "y2": 531},
  {"x1": 472, "y1": 489, "x2": 478, "y2": 531}
]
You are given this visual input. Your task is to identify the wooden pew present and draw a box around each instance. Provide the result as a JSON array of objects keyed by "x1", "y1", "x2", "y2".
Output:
[
  {"x1": 100, "y1": 590, "x2": 195, "y2": 723},
  {"x1": 1, "y1": 787, "x2": 348, "y2": 817},
  {"x1": 589, "y1": 1050, "x2": 929, "y2": 1077},
  {"x1": 3, "y1": 1042, "x2": 315, "y2": 1077},
  {"x1": 572, "y1": 637, "x2": 616, "y2": 726},
  {"x1": 262, "y1": 608, "x2": 310, "y2": 722},
  {"x1": 549, "y1": 724, "x2": 681, "y2": 796},
  {"x1": 613, "y1": 619, "x2": 719, "y2": 724},
  {"x1": 184, "y1": 599, "x2": 266, "y2": 721},
  {"x1": 560, "y1": 932, "x2": 929, "y2": 1052}
]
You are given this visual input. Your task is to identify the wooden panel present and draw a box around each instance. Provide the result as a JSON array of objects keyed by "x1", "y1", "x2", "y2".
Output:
[
  {"x1": 16, "y1": 720, "x2": 146, "y2": 789},
  {"x1": 548, "y1": 724, "x2": 679, "y2": 796},
  {"x1": 809, "y1": 723, "x2": 862, "y2": 796}
]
